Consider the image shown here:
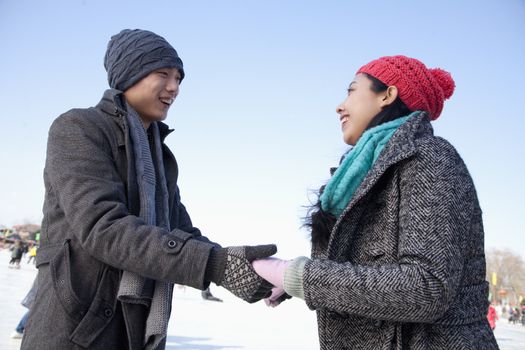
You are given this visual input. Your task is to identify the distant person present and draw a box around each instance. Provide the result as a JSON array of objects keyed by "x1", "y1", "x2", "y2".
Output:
[
  {"x1": 26, "y1": 244, "x2": 37, "y2": 265},
  {"x1": 252, "y1": 55, "x2": 499, "y2": 348},
  {"x1": 201, "y1": 286, "x2": 223, "y2": 302},
  {"x1": 512, "y1": 307, "x2": 521, "y2": 325},
  {"x1": 21, "y1": 241, "x2": 29, "y2": 258},
  {"x1": 11, "y1": 277, "x2": 38, "y2": 339},
  {"x1": 22, "y1": 29, "x2": 275, "y2": 350},
  {"x1": 507, "y1": 306, "x2": 514, "y2": 322},
  {"x1": 8, "y1": 240, "x2": 23, "y2": 269},
  {"x1": 487, "y1": 304, "x2": 498, "y2": 330}
]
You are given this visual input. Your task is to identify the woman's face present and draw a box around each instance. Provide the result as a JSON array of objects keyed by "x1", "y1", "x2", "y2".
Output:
[{"x1": 336, "y1": 73, "x2": 385, "y2": 145}]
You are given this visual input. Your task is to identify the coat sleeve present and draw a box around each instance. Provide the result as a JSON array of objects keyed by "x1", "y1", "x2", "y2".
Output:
[
  {"x1": 45, "y1": 112, "x2": 214, "y2": 289},
  {"x1": 301, "y1": 140, "x2": 475, "y2": 323}
]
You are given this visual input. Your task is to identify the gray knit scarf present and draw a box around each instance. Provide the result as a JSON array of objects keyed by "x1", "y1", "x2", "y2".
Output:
[{"x1": 117, "y1": 101, "x2": 172, "y2": 350}]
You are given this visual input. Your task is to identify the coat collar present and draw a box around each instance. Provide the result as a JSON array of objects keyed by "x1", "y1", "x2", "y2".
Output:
[
  {"x1": 331, "y1": 111, "x2": 433, "y2": 231},
  {"x1": 96, "y1": 89, "x2": 180, "y2": 219},
  {"x1": 96, "y1": 89, "x2": 174, "y2": 142}
]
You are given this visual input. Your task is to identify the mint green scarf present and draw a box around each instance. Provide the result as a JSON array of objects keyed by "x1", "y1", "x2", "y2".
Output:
[{"x1": 320, "y1": 112, "x2": 414, "y2": 217}]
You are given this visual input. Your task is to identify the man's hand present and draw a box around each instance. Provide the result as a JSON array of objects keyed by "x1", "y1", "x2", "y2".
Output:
[{"x1": 206, "y1": 244, "x2": 277, "y2": 303}]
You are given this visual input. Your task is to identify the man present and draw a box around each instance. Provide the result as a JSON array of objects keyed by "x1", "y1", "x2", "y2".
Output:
[{"x1": 21, "y1": 29, "x2": 275, "y2": 350}]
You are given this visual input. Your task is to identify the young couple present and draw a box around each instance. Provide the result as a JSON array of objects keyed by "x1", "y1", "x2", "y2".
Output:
[{"x1": 21, "y1": 29, "x2": 499, "y2": 349}]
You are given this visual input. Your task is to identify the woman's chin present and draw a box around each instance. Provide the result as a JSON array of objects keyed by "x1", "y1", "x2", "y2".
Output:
[{"x1": 343, "y1": 135, "x2": 356, "y2": 146}]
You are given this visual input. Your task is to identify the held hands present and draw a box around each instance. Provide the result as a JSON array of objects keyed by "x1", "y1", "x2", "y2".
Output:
[
  {"x1": 207, "y1": 244, "x2": 277, "y2": 303},
  {"x1": 252, "y1": 258, "x2": 291, "y2": 307},
  {"x1": 264, "y1": 286, "x2": 292, "y2": 307}
]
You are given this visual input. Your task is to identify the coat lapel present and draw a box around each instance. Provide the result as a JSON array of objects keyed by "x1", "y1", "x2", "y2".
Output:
[{"x1": 328, "y1": 112, "x2": 432, "y2": 252}]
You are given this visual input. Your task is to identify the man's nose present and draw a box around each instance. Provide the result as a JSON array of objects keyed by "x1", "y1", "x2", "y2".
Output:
[{"x1": 167, "y1": 77, "x2": 180, "y2": 92}]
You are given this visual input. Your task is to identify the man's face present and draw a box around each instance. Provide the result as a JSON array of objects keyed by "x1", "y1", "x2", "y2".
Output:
[{"x1": 124, "y1": 67, "x2": 181, "y2": 128}]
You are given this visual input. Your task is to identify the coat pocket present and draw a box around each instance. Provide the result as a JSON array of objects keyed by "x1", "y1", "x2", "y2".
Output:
[
  {"x1": 47, "y1": 240, "x2": 119, "y2": 348},
  {"x1": 49, "y1": 240, "x2": 88, "y2": 323},
  {"x1": 69, "y1": 266, "x2": 120, "y2": 348},
  {"x1": 326, "y1": 312, "x2": 387, "y2": 349}
]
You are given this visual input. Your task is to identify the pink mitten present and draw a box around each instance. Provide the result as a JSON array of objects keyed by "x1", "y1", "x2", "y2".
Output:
[
  {"x1": 265, "y1": 286, "x2": 287, "y2": 307},
  {"x1": 251, "y1": 257, "x2": 290, "y2": 289}
]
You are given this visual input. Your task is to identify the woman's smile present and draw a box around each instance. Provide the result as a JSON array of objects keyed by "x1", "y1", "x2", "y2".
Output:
[{"x1": 340, "y1": 114, "x2": 350, "y2": 129}]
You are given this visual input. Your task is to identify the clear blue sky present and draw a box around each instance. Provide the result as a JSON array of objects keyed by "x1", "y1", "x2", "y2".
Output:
[{"x1": 1, "y1": 0, "x2": 524, "y2": 257}]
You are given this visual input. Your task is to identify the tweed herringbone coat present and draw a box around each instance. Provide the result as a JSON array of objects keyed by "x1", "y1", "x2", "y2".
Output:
[{"x1": 303, "y1": 112, "x2": 499, "y2": 349}]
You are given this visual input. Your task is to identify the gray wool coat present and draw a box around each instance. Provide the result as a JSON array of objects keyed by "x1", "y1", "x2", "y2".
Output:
[
  {"x1": 302, "y1": 112, "x2": 499, "y2": 349},
  {"x1": 22, "y1": 89, "x2": 217, "y2": 350}
]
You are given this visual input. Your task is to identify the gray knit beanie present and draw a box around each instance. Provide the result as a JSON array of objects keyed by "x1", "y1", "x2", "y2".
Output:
[{"x1": 104, "y1": 29, "x2": 184, "y2": 91}]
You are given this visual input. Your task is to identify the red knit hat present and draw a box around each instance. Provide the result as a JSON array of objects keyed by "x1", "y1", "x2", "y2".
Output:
[{"x1": 357, "y1": 55, "x2": 455, "y2": 120}]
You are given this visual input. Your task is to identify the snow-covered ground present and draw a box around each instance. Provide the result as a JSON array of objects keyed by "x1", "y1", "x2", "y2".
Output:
[
  {"x1": 3, "y1": 248, "x2": 524, "y2": 349},
  {"x1": 0, "y1": 248, "x2": 318, "y2": 349}
]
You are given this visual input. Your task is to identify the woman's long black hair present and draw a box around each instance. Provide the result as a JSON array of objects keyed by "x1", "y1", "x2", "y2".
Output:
[{"x1": 304, "y1": 73, "x2": 412, "y2": 250}]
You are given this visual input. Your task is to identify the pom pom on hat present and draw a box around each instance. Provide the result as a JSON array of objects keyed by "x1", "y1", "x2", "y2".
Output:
[
  {"x1": 430, "y1": 68, "x2": 455, "y2": 100},
  {"x1": 357, "y1": 55, "x2": 455, "y2": 120}
]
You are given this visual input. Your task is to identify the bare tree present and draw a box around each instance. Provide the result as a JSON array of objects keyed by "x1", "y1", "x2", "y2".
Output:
[{"x1": 486, "y1": 248, "x2": 525, "y2": 306}]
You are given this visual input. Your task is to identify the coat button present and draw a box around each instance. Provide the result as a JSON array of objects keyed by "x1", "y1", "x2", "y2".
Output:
[
  {"x1": 374, "y1": 320, "x2": 383, "y2": 327},
  {"x1": 167, "y1": 240, "x2": 177, "y2": 248},
  {"x1": 104, "y1": 308, "x2": 113, "y2": 318}
]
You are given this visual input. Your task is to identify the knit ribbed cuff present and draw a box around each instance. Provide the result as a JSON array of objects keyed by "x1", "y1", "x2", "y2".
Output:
[
  {"x1": 283, "y1": 256, "x2": 309, "y2": 300},
  {"x1": 204, "y1": 247, "x2": 227, "y2": 285}
]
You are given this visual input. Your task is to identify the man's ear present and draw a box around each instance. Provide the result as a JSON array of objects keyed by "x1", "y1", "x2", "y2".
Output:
[{"x1": 379, "y1": 86, "x2": 398, "y2": 107}]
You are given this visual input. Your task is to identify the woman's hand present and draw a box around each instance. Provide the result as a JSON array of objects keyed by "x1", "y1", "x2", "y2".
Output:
[
  {"x1": 264, "y1": 286, "x2": 292, "y2": 307},
  {"x1": 252, "y1": 257, "x2": 290, "y2": 288},
  {"x1": 252, "y1": 257, "x2": 292, "y2": 307}
]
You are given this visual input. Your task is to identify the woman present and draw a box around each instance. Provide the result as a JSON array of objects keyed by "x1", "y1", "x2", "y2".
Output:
[{"x1": 253, "y1": 55, "x2": 499, "y2": 349}]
